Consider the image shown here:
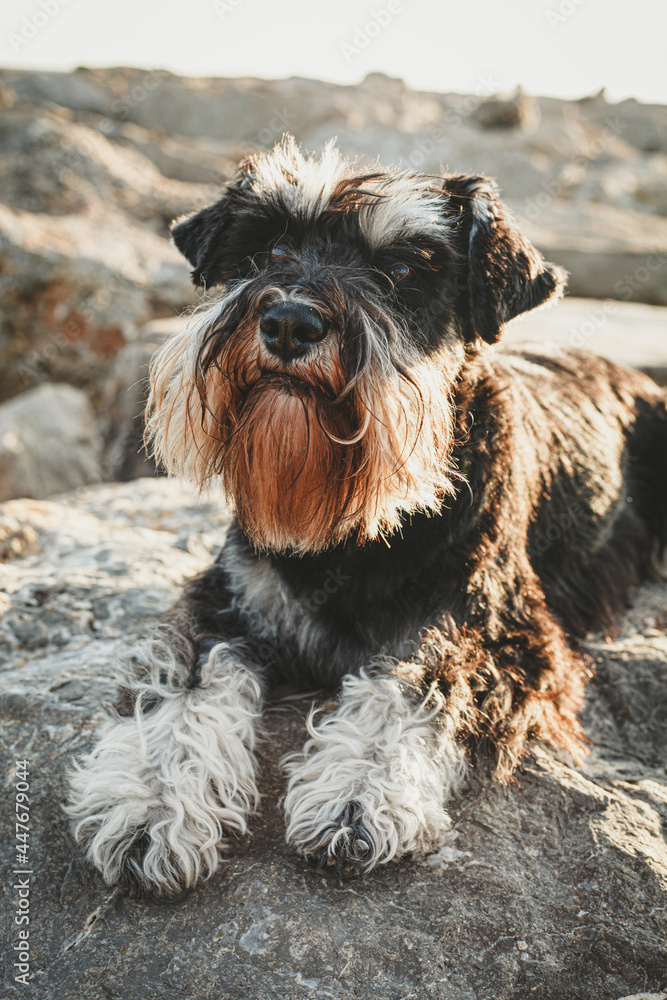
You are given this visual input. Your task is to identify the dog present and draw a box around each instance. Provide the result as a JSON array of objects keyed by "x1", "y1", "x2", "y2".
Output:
[{"x1": 66, "y1": 136, "x2": 667, "y2": 895}]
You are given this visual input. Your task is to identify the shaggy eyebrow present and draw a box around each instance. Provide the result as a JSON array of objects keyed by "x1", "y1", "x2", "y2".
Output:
[{"x1": 370, "y1": 239, "x2": 448, "y2": 268}]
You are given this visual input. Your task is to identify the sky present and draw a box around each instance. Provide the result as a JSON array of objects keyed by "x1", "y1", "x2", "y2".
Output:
[{"x1": 1, "y1": 0, "x2": 666, "y2": 105}]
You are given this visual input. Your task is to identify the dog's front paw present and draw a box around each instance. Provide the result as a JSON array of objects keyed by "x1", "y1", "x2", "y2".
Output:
[
  {"x1": 311, "y1": 802, "x2": 377, "y2": 872},
  {"x1": 67, "y1": 733, "x2": 253, "y2": 894},
  {"x1": 66, "y1": 656, "x2": 261, "y2": 894},
  {"x1": 285, "y1": 778, "x2": 443, "y2": 873},
  {"x1": 283, "y1": 672, "x2": 467, "y2": 871}
]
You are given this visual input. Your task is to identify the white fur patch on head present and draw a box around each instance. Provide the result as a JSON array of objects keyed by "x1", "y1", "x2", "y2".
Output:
[
  {"x1": 283, "y1": 669, "x2": 467, "y2": 868},
  {"x1": 66, "y1": 642, "x2": 262, "y2": 894},
  {"x1": 248, "y1": 135, "x2": 453, "y2": 250},
  {"x1": 249, "y1": 135, "x2": 349, "y2": 220},
  {"x1": 357, "y1": 172, "x2": 454, "y2": 249}
]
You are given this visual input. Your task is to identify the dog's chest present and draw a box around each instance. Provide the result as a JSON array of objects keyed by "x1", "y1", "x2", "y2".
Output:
[{"x1": 219, "y1": 525, "x2": 448, "y2": 686}]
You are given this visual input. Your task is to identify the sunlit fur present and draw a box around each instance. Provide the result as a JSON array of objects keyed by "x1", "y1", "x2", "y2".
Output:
[
  {"x1": 284, "y1": 671, "x2": 467, "y2": 867},
  {"x1": 146, "y1": 287, "x2": 461, "y2": 554},
  {"x1": 144, "y1": 135, "x2": 471, "y2": 554},
  {"x1": 244, "y1": 136, "x2": 457, "y2": 248}
]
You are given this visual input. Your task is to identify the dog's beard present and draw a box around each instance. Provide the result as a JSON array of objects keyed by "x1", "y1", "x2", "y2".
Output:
[{"x1": 146, "y1": 299, "x2": 459, "y2": 553}]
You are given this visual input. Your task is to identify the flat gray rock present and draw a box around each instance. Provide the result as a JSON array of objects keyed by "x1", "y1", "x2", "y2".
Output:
[
  {"x1": 510, "y1": 200, "x2": 667, "y2": 308},
  {"x1": 505, "y1": 296, "x2": 667, "y2": 384},
  {"x1": 1, "y1": 479, "x2": 666, "y2": 999}
]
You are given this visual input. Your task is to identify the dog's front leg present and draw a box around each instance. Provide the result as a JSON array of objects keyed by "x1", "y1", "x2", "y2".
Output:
[
  {"x1": 66, "y1": 602, "x2": 262, "y2": 894},
  {"x1": 283, "y1": 665, "x2": 467, "y2": 870}
]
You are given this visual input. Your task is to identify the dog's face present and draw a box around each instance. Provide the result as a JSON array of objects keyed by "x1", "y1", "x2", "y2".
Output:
[{"x1": 146, "y1": 137, "x2": 565, "y2": 554}]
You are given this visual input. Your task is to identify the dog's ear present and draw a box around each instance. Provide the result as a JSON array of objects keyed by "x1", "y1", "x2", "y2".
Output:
[
  {"x1": 444, "y1": 175, "x2": 567, "y2": 344},
  {"x1": 171, "y1": 159, "x2": 258, "y2": 287},
  {"x1": 171, "y1": 156, "x2": 255, "y2": 288},
  {"x1": 171, "y1": 198, "x2": 232, "y2": 288}
]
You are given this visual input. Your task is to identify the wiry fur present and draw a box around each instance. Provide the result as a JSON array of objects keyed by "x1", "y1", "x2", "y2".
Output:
[
  {"x1": 66, "y1": 639, "x2": 261, "y2": 893},
  {"x1": 284, "y1": 671, "x2": 467, "y2": 867},
  {"x1": 145, "y1": 284, "x2": 461, "y2": 553},
  {"x1": 67, "y1": 138, "x2": 667, "y2": 894},
  {"x1": 243, "y1": 136, "x2": 455, "y2": 248}
]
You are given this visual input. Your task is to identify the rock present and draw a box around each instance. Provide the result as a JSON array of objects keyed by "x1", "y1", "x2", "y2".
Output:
[
  {"x1": 9, "y1": 68, "x2": 113, "y2": 116},
  {"x1": 0, "y1": 202, "x2": 195, "y2": 404},
  {"x1": 510, "y1": 199, "x2": 667, "y2": 306},
  {"x1": 1, "y1": 65, "x2": 666, "y2": 431},
  {"x1": 0, "y1": 512, "x2": 38, "y2": 560},
  {"x1": 0, "y1": 384, "x2": 101, "y2": 501},
  {"x1": 100, "y1": 119, "x2": 239, "y2": 185},
  {"x1": 0, "y1": 104, "x2": 214, "y2": 222},
  {"x1": 470, "y1": 88, "x2": 540, "y2": 130},
  {"x1": 0, "y1": 100, "x2": 210, "y2": 404},
  {"x1": 0, "y1": 478, "x2": 665, "y2": 998},
  {"x1": 560, "y1": 156, "x2": 667, "y2": 218},
  {"x1": 505, "y1": 297, "x2": 667, "y2": 385},
  {"x1": 99, "y1": 316, "x2": 185, "y2": 481},
  {"x1": 587, "y1": 98, "x2": 667, "y2": 154},
  {"x1": 616, "y1": 995, "x2": 667, "y2": 1000}
]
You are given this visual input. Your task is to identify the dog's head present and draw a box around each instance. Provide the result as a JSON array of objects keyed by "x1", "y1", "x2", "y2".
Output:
[{"x1": 146, "y1": 136, "x2": 565, "y2": 554}]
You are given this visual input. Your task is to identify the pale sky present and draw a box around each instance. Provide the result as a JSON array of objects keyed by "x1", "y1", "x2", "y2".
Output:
[{"x1": 1, "y1": 0, "x2": 666, "y2": 105}]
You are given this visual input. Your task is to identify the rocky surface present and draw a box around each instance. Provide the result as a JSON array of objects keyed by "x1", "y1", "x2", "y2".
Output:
[
  {"x1": 98, "y1": 317, "x2": 180, "y2": 482},
  {"x1": 0, "y1": 102, "x2": 200, "y2": 405},
  {"x1": 511, "y1": 202, "x2": 667, "y2": 306},
  {"x1": 0, "y1": 479, "x2": 666, "y2": 1000}
]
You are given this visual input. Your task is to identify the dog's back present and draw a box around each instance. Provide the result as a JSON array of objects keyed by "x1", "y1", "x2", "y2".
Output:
[{"x1": 484, "y1": 345, "x2": 667, "y2": 636}]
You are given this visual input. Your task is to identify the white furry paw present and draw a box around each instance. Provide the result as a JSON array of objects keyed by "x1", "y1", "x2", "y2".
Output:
[
  {"x1": 283, "y1": 671, "x2": 466, "y2": 871},
  {"x1": 66, "y1": 645, "x2": 261, "y2": 894}
]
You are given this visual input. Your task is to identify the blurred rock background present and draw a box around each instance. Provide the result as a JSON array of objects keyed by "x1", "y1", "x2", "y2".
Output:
[{"x1": 0, "y1": 66, "x2": 666, "y2": 500}]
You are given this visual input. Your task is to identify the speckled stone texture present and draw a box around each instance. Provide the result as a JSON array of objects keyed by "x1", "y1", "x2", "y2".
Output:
[{"x1": 1, "y1": 479, "x2": 665, "y2": 1000}]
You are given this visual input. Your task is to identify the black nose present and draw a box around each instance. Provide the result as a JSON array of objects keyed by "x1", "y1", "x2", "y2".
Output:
[{"x1": 259, "y1": 301, "x2": 327, "y2": 361}]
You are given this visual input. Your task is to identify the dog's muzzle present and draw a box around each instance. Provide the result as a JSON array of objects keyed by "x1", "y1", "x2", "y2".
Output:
[{"x1": 259, "y1": 301, "x2": 328, "y2": 362}]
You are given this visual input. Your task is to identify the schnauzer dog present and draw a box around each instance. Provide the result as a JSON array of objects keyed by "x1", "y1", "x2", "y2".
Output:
[{"x1": 67, "y1": 137, "x2": 666, "y2": 894}]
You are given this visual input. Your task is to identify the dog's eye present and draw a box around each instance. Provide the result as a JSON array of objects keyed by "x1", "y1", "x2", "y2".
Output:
[
  {"x1": 387, "y1": 263, "x2": 415, "y2": 283},
  {"x1": 270, "y1": 242, "x2": 290, "y2": 260}
]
